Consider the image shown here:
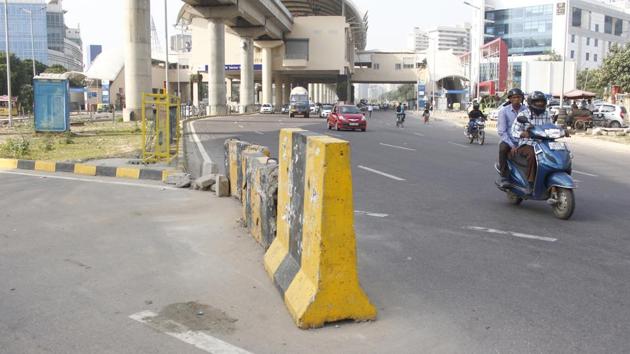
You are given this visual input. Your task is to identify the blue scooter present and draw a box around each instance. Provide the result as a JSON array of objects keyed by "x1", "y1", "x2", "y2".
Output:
[{"x1": 495, "y1": 118, "x2": 576, "y2": 220}]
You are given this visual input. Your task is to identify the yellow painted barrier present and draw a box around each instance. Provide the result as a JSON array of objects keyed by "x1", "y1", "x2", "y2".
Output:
[
  {"x1": 264, "y1": 129, "x2": 376, "y2": 328},
  {"x1": 116, "y1": 167, "x2": 141, "y2": 179},
  {"x1": 74, "y1": 164, "x2": 97, "y2": 176},
  {"x1": 34, "y1": 161, "x2": 56, "y2": 172},
  {"x1": 0, "y1": 158, "x2": 18, "y2": 169}
]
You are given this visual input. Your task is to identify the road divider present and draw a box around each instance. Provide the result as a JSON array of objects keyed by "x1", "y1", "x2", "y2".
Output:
[
  {"x1": 225, "y1": 129, "x2": 376, "y2": 328},
  {"x1": 0, "y1": 158, "x2": 176, "y2": 182}
]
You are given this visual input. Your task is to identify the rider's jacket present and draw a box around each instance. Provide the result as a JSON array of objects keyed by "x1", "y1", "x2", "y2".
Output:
[{"x1": 511, "y1": 109, "x2": 554, "y2": 146}]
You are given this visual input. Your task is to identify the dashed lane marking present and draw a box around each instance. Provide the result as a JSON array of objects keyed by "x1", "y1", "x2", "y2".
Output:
[
  {"x1": 357, "y1": 165, "x2": 406, "y2": 181},
  {"x1": 465, "y1": 226, "x2": 557, "y2": 242},
  {"x1": 355, "y1": 210, "x2": 389, "y2": 218},
  {"x1": 129, "y1": 311, "x2": 251, "y2": 354},
  {"x1": 379, "y1": 143, "x2": 417, "y2": 151},
  {"x1": 448, "y1": 142, "x2": 470, "y2": 149}
]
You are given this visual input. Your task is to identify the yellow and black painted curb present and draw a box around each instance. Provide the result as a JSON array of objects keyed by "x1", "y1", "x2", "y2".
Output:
[
  {"x1": 263, "y1": 128, "x2": 377, "y2": 329},
  {"x1": 0, "y1": 158, "x2": 178, "y2": 182}
]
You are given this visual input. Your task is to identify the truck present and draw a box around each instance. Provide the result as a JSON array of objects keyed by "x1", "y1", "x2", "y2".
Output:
[{"x1": 289, "y1": 86, "x2": 310, "y2": 118}]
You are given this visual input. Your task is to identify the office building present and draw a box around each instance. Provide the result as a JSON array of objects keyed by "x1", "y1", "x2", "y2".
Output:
[
  {"x1": 87, "y1": 44, "x2": 102, "y2": 68},
  {"x1": 0, "y1": 0, "x2": 48, "y2": 64},
  {"x1": 46, "y1": 0, "x2": 83, "y2": 71}
]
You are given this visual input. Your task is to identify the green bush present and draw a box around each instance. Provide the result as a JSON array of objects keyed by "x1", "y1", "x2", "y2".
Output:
[
  {"x1": 0, "y1": 136, "x2": 31, "y2": 158},
  {"x1": 62, "y1": 131, "x2": 75, "y2": 145}
]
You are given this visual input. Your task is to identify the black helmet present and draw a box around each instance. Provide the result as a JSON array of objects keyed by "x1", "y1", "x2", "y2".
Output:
[
  {"x1": 507, "y1": 88, "x2": 524, "y2": 99},
  {"x1": 528, "y1": 91, "x2": 548, "y2": 115},
  {"x1": 473, "y1": 102, "x2": 480, "y2": 110}
]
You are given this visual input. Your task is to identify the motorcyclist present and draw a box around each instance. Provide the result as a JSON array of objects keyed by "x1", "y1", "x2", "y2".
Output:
[
  {"x1": 396, "y1": 103, "x2": 406, "y2": 123},
  {"x1": 497, "y1": 88, "x2": 527, "y2": 187},
  {"x1": 510, "y1": 91, "x2": 555, "y2": 194},
  {"x1": 467, "y1": 102, "x2": 486, "y2": 135}
]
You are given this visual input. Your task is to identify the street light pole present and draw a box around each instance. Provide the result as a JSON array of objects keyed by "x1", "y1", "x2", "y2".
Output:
[
  {"x1": 164, "y1": 0, "x2": 169, "y2": 95},
  {"x1": 560, "y1": 0, "x2": 569, "y2": 109},
  {"x1": 3, "y1": 0, "x2": 12, "y2": 127},
  {"x1": 21, "y1": 8, "x2": 36, "y2": 78}
]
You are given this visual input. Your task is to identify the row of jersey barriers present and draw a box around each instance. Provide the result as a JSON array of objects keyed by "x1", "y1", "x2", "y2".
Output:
[{"x1": 225, "y1": 129, "x2": 377, "y2": 329}]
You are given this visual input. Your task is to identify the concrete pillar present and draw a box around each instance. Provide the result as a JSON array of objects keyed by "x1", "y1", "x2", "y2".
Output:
[
  {"x1": 261, "y1": 47, "x2": 273, "y2": 104},
  {"x1": 208, "y1": 18, "x2": 227, "y2": 115},
  {"x1": 239, "y1": 37, "x2": 254, "y2": 113},
  {"x1": 281, "y1": 82, "x2": 288, "y2": 106},
  {"x1": 123, "y1": 0, "x2": 152, "y2": 122},
  {"x1": 274, "y1": 79, "x2": 282, "y2": 110},
  {"x1": 192, "y1": 81, "x2": 200, "y2": 107},
  {"x1": 308, "y1": 83, "x2": 314, "y2": 101},
  {"x1": 225, "y1": 78, "x2": 232, "y2": 105},
  {"x1": 319, "y1": 84, "x2": 324, "y2": 103}
]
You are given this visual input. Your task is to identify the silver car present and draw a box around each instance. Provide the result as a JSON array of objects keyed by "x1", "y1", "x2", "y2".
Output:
[{"x1": 593, "y1": 104, "x2": 627, "y2": 128}]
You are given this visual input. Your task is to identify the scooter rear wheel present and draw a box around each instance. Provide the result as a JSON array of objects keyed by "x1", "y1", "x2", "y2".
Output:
[{"x1": 552, "y1": 188, "x2": 575, "y2": 220}]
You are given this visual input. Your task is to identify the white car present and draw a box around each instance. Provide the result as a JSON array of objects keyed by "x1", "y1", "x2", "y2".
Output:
[
  {"x1": 260, "y1": 103, "x2": 273, "y2": 114},
  {"x1": 489, "y1": 109, "x2": 500, "y2": 121},
  {"x1": 593, "y1": 103, "x2": 627, "y2": 128},
  {"x1": 319, "y1": 104, "x2": 333, "y2": 118}
]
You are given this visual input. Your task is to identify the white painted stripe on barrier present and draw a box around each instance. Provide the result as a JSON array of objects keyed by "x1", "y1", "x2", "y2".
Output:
[
  {"x1": 129, "y1": 311, "x2": 251, "y2": 354},
  {"x1": 355, "y1": 210, "x2": 389, "y2": 218},
  {"x1": 573, "y1": 170, "x2": 598, "y2": 177},
  {"x1": 357, "y1": 165, "x2": 406, "y2": 181},
  {"x1": 379, "y1": 143, "x2": 417, "y2": 151},
  {"x1": 465, "y1": 226, "x2": 557, "y2": 242},
  {"x1": 0, "y1": 170, "x2": 179, "y2": 190},
  {"x1": 448, "y1": 142, "x2": 469, "y2": 149},
  {"x1": 189, "y1": 120, "x2": 213, "y2": 164}
]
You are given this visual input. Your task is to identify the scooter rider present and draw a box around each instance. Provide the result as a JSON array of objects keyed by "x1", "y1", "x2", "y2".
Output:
[
  {"x1": 467, "y1": 102, "x2": 486, "y2": 135},
  {"x1": 396, "y1": 103, "x2": 406, "y2": 122},
  {"x1": 497, "y1": 88, "x2": 527, "y2": 187},
  {"x1": 510, "y1": 91, "x2": 555, "y2": 194}
]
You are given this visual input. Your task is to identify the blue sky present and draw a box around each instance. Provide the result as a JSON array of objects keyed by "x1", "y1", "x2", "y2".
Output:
[{"x1": 62, "y1": 0, "x2": 472, "y2": 54}]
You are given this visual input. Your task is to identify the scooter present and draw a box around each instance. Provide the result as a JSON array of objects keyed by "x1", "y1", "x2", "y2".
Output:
[
  {"x1": 495, "y1": 118, "x2": 576, "y2": 220},
  {"x1": 466, "y1": 119, "x2": 485, "y2": 145},
  {"x1": 396, "y1": 112, "x2": 405, "y2": 128}
]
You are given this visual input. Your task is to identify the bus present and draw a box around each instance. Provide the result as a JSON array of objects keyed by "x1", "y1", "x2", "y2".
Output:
[{"x1": 0, "y1": 96, "x2": 18, "y2": 116}]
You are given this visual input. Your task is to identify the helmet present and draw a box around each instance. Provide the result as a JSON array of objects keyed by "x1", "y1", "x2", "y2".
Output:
[
  {"x1": 473, "y1": 102, "x2": 480, "y2": 110},
  {"x1": 507, "y1": 88, "x2": 525, "y2": 99},
  {"x1": 528, "y1": 91, "x2": 548, "y2": 115}
]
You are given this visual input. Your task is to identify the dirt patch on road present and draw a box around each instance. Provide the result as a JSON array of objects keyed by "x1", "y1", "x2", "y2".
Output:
[{"x1": 148, "y1": 301, "x2": 238, "y2": 335}]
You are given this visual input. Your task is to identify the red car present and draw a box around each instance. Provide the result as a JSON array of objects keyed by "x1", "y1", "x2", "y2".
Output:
[{"x1": 327, "y1": 105, "x2": 367, "y2": 131}]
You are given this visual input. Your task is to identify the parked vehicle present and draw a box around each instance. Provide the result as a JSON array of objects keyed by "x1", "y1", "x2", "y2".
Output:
[
  {"x1": 260, "y1": 103, "x2": 273, "y2": 114},
  {"x1": 568, "y1": 109, "x2": 593, "y2": 130},
  {"x1": 488, "y1": 109, "x2": 500, "y2": 121},
  {"x1": 289, "y1": 87, "x2": 310, "y2": 118},
  {"x1": 593, "y1": 103, "x2": 627, "y2": 128},
  {"x1": 319, "y1": 104, "x2": 333, "y2": 118},
  {"x1": 309, "y1": 102, "x2": 319, "y2": 115},
  {"x1": 327, "y1": 105, "x2": 367, "y2": 131},
  {"x1": 465, "y1": 119, "x2": 485, "y2": 145},
  {"x1": 280, "y1": 104, "x2": 290, "y2": 114},
  {"x1": 495, "y1": 119, "x2": 575, "y2": 220}
]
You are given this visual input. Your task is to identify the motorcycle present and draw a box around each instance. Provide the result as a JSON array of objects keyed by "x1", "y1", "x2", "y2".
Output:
[
  {"x1": 466, "y1": 119, "x2": 485, "y2": 145},
  {"x1": 396, "y1": 112, "x2": 405, "y2": 128},
  {"x1": 495, "y1": 117, "x2": 576, "y2": 220}
]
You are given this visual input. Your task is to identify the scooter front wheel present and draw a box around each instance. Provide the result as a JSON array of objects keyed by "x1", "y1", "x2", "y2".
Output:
[
  {"x1": 552, "y1": 188, "x2": 575, "y2": 220},
  {"x1": 506, "y1": 191, "x2": 523, "y2": 205},
  {"x1": 478, "y1": 131, "x2": 485, "y2": 145}
]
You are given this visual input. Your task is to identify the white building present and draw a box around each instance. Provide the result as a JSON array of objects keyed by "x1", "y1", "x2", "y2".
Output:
[
  {"x1": 426, "y1": 25, "x2": 471, "y2": 56},
  {"x1": 408, "y1": 27, "x2": 430, "y2": 53}
]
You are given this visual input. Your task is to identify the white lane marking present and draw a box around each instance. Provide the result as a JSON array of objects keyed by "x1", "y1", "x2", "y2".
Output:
[
  {"x1": 413, "y1": 132, "x2": 425, "y2": 137},
  {"x1": 465, "y1": 226, "x2": 557, "y2": 243},
  {"x1": 355, "y1": 210, "x2": 389, "y2": 218},
  {"x1": 129, "y1": 311, "x2": 251, "y2": 354},
  {"x1": 254, "y1": 130, "x2": 264, "y2": 135},
  {"x1": 573, "y1": 170, "x2": 598, "y2": 177},
  {"x1": 0, "y1": 170, "x2": 179, "y2": 190},
  {"x1": 238, "y1": 124, "x2": 244, "y2": 128},
  {"x1": 357, "y1": 165, "x2": 406, "y2": 181},
  {"x1": 379, "y1": 143, "x2": 417, "y2": 151},
  {"x1": 327, "y1": 133, "x2": 342, "y2": 138},
  {"x1": 190, "y1": 120, "x2": 213, "y2": 164},
  {"x1": 448, "y1": 141, "x2": 469, "y2": 149}
]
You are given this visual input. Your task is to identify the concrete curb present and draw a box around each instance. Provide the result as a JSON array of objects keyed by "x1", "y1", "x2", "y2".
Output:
[{"x1": 0, "y1": 158, "x2": 179, "y2": 182}]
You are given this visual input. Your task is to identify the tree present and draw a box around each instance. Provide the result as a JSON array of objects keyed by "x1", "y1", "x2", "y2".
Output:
[
  {"x1": 0, "y1": 52, "x2": 46, "y2": 101},
  {"x1": 44, "y1": 64, "x2": 68, "y2": 74},
  {"x1": 597, "y1": 43, "x2": 630, "y2": 92},
  {"x1": 576, "y1": 68, "x2": 605, "y2": 97},
  {"x1": 538, "y1": 50, "x2": 563, "y2": 61},
  {"x1": 19, "y1": 84, "x2": 33, "y2": 114}
]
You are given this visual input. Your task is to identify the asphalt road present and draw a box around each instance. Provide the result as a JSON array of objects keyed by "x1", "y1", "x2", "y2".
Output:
[{"x1": 189, "y1": 110, "x2": 630, "y2": 353}]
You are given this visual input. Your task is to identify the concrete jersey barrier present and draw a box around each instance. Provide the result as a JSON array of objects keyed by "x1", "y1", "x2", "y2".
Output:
[{"x1": 263, "y1": 128, "x2": 377, "y2": 328}]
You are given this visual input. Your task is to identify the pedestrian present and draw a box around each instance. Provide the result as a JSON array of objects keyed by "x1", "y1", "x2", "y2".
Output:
[
  {"x1": 368, "y1": 104, "x2": 373, "y2": 118},
  {"x1": 423, "y1": 108, "x2": 430, "y2": 124}
]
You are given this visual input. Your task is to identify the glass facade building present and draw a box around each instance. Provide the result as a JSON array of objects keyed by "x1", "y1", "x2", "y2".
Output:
[
  {"x1": 0, "y1": 1, "x2": 48, "y2": 64},
  {"x1": 485, "y1": 5, "x2": 553, "y2": 56}
]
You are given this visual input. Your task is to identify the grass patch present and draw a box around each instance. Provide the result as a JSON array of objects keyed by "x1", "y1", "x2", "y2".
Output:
[{"x1": 0, "y1": 121, "x2": 142, "y2": 161}]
